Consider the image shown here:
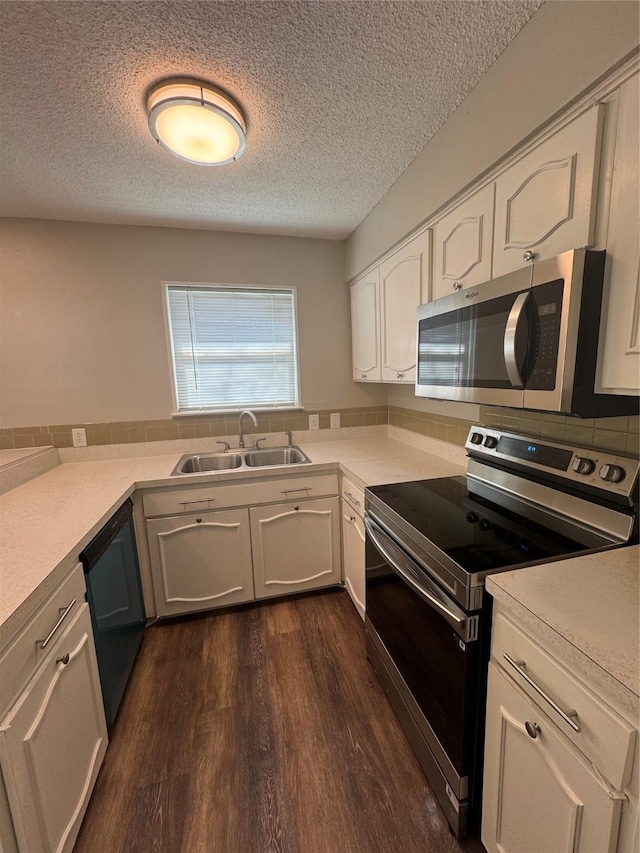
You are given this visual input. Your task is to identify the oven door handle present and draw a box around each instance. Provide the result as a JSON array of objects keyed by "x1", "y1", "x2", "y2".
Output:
[{"x1": 364, "y1": 515, "x2": 473, "y2": 639}]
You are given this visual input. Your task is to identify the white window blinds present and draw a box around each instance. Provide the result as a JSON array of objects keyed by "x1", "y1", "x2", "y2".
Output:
[{"x1": 166, "y1": 285, "x2": 300, "y2": 413}]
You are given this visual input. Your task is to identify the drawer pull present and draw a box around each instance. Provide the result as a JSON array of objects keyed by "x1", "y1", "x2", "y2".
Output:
[
  {"x1": 37, "y1": 599, "x2": 76, "y2": 650},
  {"x1": 180, "y1": 498, "x2": 216, "y2": 507},
  {"x1": 281, "y1": 487, "x2": 311, "y2": 495},
  {"x1": 504, "y1": 653, "x2": 581, "y2": 732},
  {"x1": 343, "y1": 491, "x2": 360, "y2": 506},
  {"x1": 56, "y1": 653, "x2": 70, "y2": 666}
]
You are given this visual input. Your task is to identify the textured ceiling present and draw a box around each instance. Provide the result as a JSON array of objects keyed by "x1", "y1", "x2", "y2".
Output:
[{"x1": 0, "y1": 1, "x2": 543, "y2": 239}]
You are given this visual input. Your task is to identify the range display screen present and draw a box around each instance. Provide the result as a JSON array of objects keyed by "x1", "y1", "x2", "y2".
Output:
[{"x1": 496, "y1": 436, "x2": 572, "y2": 471}]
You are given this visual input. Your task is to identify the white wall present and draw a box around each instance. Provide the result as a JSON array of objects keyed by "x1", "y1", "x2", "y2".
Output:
[
  {"x1": 0, "y1": 219, "x2": 386, "y2": 427},
  {"x1": 345, "y1": 1, "x2": 640, "y2": 280}
]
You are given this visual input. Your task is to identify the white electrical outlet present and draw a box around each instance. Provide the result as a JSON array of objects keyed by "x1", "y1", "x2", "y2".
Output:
[
  {"x1": 309, "y1": 414, "x2": 319, "y2": 430},
  {"x1": 330, "y1": 413, "x2": 340, "y2": 429},
  {"x1": 71, "y1": 428, "x2": 87, "y2": 447}
]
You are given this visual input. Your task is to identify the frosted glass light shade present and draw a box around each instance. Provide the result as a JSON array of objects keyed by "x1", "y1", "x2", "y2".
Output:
[{"x1": 147, "y1": 79, "x2": 246, "y2": 166}]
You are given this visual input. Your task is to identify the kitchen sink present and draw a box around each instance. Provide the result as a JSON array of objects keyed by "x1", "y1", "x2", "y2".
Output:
[
  {"x1": 244, "y1": 447, "x2": 307, "y2": 467},
  {"x1": 175, "y1": 453, "x2": 244, "y2": 474},
  {"x1": 171, "y1": 446, "x2": 311, "y2": 476}
]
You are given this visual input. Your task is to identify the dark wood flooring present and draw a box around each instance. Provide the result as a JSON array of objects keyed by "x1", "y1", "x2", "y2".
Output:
[{"x1": 75, "y1": 589, "x2": 486, "y2": 853}]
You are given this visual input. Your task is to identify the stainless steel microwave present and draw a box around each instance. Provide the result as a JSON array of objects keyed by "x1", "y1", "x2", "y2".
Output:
[{"x1": 416, "y1": 249, "x2": 638, "y2": 418}]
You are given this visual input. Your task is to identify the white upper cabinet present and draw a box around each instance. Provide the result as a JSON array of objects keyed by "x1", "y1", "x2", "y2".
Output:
[
  {"x1": 379, "y1": 230, "x2": 431, "y2": 381},
  {"x1": 433, "y1": 183, "x2": 495, "y2": 300},
  {"x1": 598, "y1": 73, "x2": 640, "y2": 394},
  {"x1": 493, "y1": 106, "x2": 603, "y2": 277},
  {"x1": 351, "y1": 230, "x2": 430, "y2": 383},
  {"x1": 350, "y1": 269, "x2": 381, "y2": 381}
]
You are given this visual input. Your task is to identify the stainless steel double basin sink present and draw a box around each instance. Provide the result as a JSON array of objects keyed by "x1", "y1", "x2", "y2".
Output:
[{"x1": 171, "y1": 446, "x2": 311, "y2": 476}]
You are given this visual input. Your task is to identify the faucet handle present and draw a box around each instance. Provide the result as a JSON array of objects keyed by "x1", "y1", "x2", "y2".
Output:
[
  {"x1": 216, "y1": 440, "x2": 231, "y2": 452},
  {"x1": 253, "y1": 437, "x2": 267, "y2": 449},
  {"x1": 285, "y1": 430, "x2": 293, "y2": 447}
]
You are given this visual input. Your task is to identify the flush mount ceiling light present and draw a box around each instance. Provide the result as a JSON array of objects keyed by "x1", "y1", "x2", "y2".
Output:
[{"x1": 147, "y1": 78, "x2": 246, "y2": 166}]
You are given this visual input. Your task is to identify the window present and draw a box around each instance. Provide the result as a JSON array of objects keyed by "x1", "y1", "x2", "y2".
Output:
[{"x1": 165, "y1": 284, "x2": 300, "y2": 413}]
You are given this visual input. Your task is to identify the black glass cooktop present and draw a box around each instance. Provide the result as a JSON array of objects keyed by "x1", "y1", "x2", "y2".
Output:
[{"x1": 367, "y1": 476, "x2": 592, "y2": 574}]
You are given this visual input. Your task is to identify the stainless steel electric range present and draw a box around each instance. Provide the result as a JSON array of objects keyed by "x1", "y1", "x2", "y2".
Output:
[{"x1": 364, "y1": 426, "x2": 639, "y2": 838}]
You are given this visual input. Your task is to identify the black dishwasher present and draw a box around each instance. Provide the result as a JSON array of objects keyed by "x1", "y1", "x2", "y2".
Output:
[{"x1": 80, "y1": 498, "x2": 146, "y2": 725}]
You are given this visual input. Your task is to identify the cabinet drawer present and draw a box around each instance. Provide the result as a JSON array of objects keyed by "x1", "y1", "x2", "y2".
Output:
[
  {"x1": 341, "y1": 476, "x2": 365, "y2": 518},
  {"x1": 492, "y1": 612, "x2": 635, "y2": 790},
  {"x1": 143, "y1": 473, "x2": 339, "y2": 518},
  {"x1": 0, "y1": 563, "x2": 86, "y2": 718}
]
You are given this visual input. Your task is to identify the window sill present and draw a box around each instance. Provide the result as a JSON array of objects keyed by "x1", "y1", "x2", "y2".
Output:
[{"x1": 171, "y1": 407, "x2": 305, "y2": 418}]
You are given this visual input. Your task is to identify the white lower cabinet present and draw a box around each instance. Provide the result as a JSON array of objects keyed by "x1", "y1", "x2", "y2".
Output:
[
  {"x1": 482, "y1": 662, "x2": 623, "y2": 853},
  {"x1": 341, "y1": 510, "x2": 365, "y2": 620},
  {"x1": 0, "y1": 604, "x2": 108, "y2": 853},
  {"x1": 250, "y1": 497, "x2": 341, "y2": 599},
  {"x1": 340, "y1": 476, "x2": 366, "y2": 620},
  {"x1": 147, "y1": 508, "x2": 254, "y2": 617},
  {"x1": 145, "y1": 474, "x2": 342, "y2": 616}
]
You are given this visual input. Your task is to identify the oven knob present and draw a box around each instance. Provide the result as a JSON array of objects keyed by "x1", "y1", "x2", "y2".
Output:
[
  {"x1": 571, "y1": 456, "x2": 595, "y2": 476},
  {"x1": 479, "y1": 519, "x2": 492, "y2": 531},
  {"x1": 599, "y1": 464, "x2": 625, "y2": 484},
  {"x1": 470, "y1": 432, "x2": 483, "y2": 445},
  {"x1": 466, "y1": 512, "x2": 479, "y2": 524},
  {"x1": 483, "y1": 435, "x2": 498, "y2": 449}
]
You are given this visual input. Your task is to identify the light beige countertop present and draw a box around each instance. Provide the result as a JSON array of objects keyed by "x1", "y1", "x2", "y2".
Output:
[
  {"x1": 0, "y1": 435, "x2": 465, "y2": 647},
  {"x1": 487, "y1": 547, "x2": 640, "y2": 715},
  {"x1": 0, "y1": 447, "x2": 54, "y2": 468}
]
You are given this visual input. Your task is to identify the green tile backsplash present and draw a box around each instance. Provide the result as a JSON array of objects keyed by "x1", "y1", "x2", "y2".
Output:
[
  {"x1": 389, "y1": 405, "x2": 639, "y2": 458},
  {"x1": 0, "y1": 407, "x2": 389, "y2": 450},
  {"x1": 2, "y1": 404, "x2": 638, "y2": 459}
]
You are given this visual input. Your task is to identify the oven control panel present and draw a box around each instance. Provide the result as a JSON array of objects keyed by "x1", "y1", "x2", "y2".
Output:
[{"x1": 465, "y1": 426, "x2": 639, "y2": 499}]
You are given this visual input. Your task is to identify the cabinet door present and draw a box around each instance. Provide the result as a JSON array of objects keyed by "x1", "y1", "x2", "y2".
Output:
[
  {"x1": 251, "y1": 497, "x2": 341, "y2": 599},
  {"x1": 351, "y1": 271, "x2": 381, "y2": 381},
  {"x1": 147, "y1": 508, "x2": 254, "y2": 617},
  {"x1": 342, "y1": 506, "x2": 365, "y2": 620},
  {"x1": 0, "y1": 605, "x2": 108, "y2": 853},
  {"x1": 379, "y1": 230, "x2": 431, "y2": 382},
  {"x1": 599, "y1": 74, "x2": 640, "y2": 393},
  {"x1": 482, "y1": 663, "x2": 622, "y2": 853},
  {"x1": 494, "y1": 106, "x2": 603, "y2": 277},
  {"x1": 433, "y1": 183, "x2": 495, "y2": 300}
]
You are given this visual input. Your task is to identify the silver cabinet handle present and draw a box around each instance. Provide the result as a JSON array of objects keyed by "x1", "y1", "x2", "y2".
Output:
[
  {"x1": 504, "y1": 292, "x2": 530, "y2": 388},
  {"x1": 179, "y1": 497, "x2": 216, "y2": 506},
  {"x1": 343, "y1": 490, "x2": 360, "y2": 507},
  {"x1": 281, "y1": 487, "x2": 311, "y2": 495},
  {"x1": 503, "y1": 653, "x2": 581, "y2": 732},
  {"x1": 453, "y1": 281, "x2": 462, "y2": 291},
  {"x1": 523, "y1": 250, "x2": 536, "y2": 262},
  {"x1": 37, "y1": 599, "x2": 76, "y2": 650}
]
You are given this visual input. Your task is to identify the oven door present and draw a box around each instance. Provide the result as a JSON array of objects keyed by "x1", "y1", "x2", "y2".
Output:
[{"x1": 364, "y1": 513, "x2": 485, "y2": 797}]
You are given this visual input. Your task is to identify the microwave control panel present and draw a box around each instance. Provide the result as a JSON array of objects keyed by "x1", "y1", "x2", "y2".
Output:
[{"x1": 527, "y1": 279, "x2": 563, "y2": 390}]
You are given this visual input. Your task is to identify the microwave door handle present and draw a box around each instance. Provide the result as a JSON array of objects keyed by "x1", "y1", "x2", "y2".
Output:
[
  {"x1": 504, "y1": 292, "x2": 530, "y2": 388},
  {"x1": 364, "y1": 515, "x2": 466, "y2": 631}
]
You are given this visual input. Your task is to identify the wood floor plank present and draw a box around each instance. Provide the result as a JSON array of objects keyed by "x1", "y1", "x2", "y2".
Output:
[{"x1": 75, "y1": 589, "x2": 486, "y2": 853}]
